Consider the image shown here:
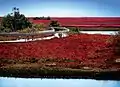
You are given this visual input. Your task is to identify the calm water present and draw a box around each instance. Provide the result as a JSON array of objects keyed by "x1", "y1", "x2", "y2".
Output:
[
  {"x1": 0, "y1": 77, "x2": 120, "y2": 87},
  {"x1": 80, "y1": 31, "x2": 118, "y2": 35}
]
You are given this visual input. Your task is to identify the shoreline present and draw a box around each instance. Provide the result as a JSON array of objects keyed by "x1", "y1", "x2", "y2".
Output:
[{"x1": 0, "y1": 64, "x2": 120, "y2": 80}]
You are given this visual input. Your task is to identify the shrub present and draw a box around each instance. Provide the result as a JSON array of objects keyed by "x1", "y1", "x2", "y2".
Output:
[
  {"x1": 29, "y1": 58, "x2": 38, "y2": 63},
  {"x1": 32, "y1": 23, "x2": 45, "y2": 31},
  {"x1": 49, "y1": 20, "x2": 60, "y2": 27},
  {"x1": 67, "y1": 27, "x2": 80, "y2": 34},
  {"x1": 18, "y1": 28, "x2": 31, "y2": 33},
  {"x1": 0, "y1": 7, "x2": 32, "y2": 32}
]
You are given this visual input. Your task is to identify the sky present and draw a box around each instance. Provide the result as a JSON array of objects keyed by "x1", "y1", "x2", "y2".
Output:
[{"x1": 0, "y1": 0, "x2": 120, "y2": 17}]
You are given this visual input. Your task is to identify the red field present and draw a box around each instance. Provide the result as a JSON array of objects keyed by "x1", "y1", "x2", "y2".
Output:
[
  {"x1": 1, "y1": 17, "x2": 120, "y2": 29},
  {"x1": 0, "y1": 34, "x2": 119, "y2": 69},
  {"x1": 28, "y1": 17, "x2": 120, "y2": 28}
]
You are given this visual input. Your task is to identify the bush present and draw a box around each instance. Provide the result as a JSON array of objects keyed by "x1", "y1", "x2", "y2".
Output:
[
  {"x1": 29, "y1": 58, "x2": 38, "y2": 63},
  {"x1": 0, "y1": 26, "x2": 12, "y2": 33},
  {"x1": 32, "y1": 23, "x2": 45, "y2": 31},
  {"x1": 0, "y1": 7, "x2": 32, "y2": 32},
  {"x1": 49, "y1": 20, "x2": 60, "y2": 27},
  {"x1": 18, "y1": 28, "x2": 31, "y2": 33},
  {"x1": 67, "y1": 27, "x2": 80, "y2": 34}
]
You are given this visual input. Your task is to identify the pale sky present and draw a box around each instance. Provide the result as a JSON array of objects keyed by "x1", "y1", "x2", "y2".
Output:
[{"x1": 0, "y1": 0, "x2": 120, "y2": 17}]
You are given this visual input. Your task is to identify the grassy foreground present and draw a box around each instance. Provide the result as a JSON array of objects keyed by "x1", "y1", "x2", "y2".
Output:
[{"x1": 0, "y1": 34, "x2": 120, "y2": 80}]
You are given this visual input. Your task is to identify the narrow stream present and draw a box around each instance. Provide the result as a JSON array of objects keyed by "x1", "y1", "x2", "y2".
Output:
[{"x1": 80, "y1": 31, "x2": 118, "y2": 35}]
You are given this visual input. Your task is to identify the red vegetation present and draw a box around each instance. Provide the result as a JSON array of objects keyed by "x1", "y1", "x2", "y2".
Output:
[
  {"x1": 0, "y1": 34, "x2": 119, "y2": 69},
  {"x1": 28, "y1": 17, "x2": 120, "y2": 28}
]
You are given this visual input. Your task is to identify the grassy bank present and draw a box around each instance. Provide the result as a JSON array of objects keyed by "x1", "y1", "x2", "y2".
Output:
[
  {"x1": 0, "y1": 63, "x2": 120, "y2": 80},
  {"x1": 0, "y1": 57, "x2": 120, "y2": 80}
]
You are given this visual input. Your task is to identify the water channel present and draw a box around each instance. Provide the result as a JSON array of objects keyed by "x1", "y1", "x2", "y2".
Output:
[
  {"x1": 0, "y1": 77, "x2": 120, "y2": 87},
  {"x1": 80, "y1": 31, "x2": 118, "y2": 35}
]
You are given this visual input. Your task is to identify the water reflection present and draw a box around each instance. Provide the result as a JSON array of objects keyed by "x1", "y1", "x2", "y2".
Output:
[
  {"x1": 80, "y1": 31, "x2": 118, "y2": 35},
  {"x1": 0, "y1": 77, "x2": 120, "y2": 87}
]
